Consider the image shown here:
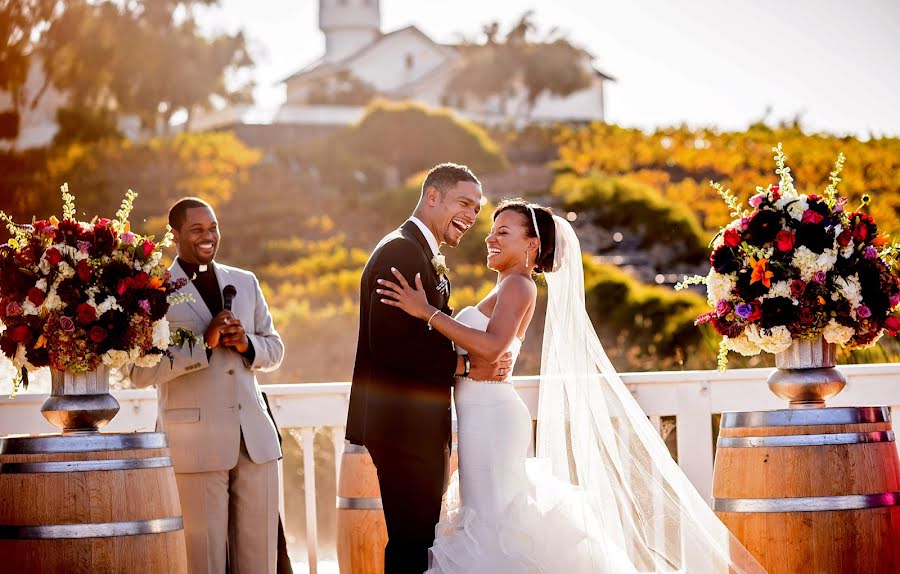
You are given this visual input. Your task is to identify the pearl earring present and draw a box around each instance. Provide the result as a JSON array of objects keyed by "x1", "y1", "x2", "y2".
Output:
[{"x1": 525, "y1": 251, "x2": 530, "y2": 268}]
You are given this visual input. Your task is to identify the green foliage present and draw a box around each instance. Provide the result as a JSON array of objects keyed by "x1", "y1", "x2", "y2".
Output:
[
  {"x1": 551, "y1": 172, "x2": 709, "y2": 265},
  {"x1": 581, "y1": 256, "x2": 714, "y2": 369},
  {"x1": 53, "y1": 106, "x2": 122, "y2": 146},
  {"x1": 303, "y1": 100, "x2": 508, "y2": 185}
]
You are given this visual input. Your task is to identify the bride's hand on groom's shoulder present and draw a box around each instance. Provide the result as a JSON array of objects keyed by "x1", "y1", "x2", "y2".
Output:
[
  {"x1": 376, "y1": 268, "x2": 435, "y2": 321},
  {"x1": 469, "y1": 352, "x2": 513, "y2": 382}
]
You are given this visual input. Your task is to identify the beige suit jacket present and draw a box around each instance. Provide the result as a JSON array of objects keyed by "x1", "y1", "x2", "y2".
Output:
[{"x1": 129, "y1": 261, "x2": 284, "y2": 474}]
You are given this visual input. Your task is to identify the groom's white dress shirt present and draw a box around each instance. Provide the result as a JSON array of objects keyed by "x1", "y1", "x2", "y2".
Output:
[{"x1": 409, "y1": 216, "x2": 440, "y2": 257}]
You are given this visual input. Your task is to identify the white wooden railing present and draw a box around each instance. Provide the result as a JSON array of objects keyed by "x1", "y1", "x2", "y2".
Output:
[{"x1": 2, "y1": 363, "x2": 900, "y2": 572}]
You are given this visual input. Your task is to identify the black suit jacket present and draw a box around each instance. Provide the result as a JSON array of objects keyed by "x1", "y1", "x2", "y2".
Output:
[{"x1": 346, "y1": 221, "x2": 458, "y2": 455}]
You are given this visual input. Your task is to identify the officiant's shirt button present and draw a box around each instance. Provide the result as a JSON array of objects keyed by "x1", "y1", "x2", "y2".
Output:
[{"x1": 227, "y1": 369, "x2": 235, "y2": 375}]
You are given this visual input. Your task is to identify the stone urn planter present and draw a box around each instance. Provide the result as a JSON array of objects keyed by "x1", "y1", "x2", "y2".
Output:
[
  {"x1": 766, "y1": 337, "x2": 847, "y2": 409},
  {"x1": 40, "y1": 365, "x2": 121, "y2": 434}
]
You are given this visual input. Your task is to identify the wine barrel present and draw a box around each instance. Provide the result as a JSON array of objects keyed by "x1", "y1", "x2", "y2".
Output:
[
  {"x1": 0, "y1": 432, "x2": 187, "y2": 573},
  {"x1": 713, "y1": 406, "x2": 900, "y2": 574},
  {"x1": 337, "y1": 443, "x2": 387, "y2": 574}
]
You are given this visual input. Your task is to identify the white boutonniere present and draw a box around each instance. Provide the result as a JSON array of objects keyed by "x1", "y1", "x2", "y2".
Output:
[{"x1": 431, "y1": 254, "x2": 450, "y2": 276}]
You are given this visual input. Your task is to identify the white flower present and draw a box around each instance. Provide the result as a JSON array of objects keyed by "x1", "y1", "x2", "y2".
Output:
[
  {"x1": 21, "y1": 300, "x2": 40, "y2": 316},
  {"x1": 777, "y1": 194, "x2": 808, "y2": 221},
  {"x1": 97, "y1": 296, "x2": 123, "y2": 315},
  {"x1": 835, "y1": 274, "x2": 862, "y2": 308},
  {"x1": 151, "y1": 319, "x2": 170, "y2": 350},
  {"x1": 823, "y1": 320, "x2": 855, "y2": 346},
  {"x1": 134, "y1": 353, "x2": 162, "y2": 368},
  {"x1": 724, "y1": 332, "x2": 761, "y2": 356},
  {"x1": 765, "y1": 281, "x2": 792, "y2": 299},
  {"x1": 102, "y1": 350, "x2": 130, "y2": 369},
  {"x1": 747, "y1": 324, "x2": 793, "y2": 354},
  {"x1": 57, "y1": 261, "x2": 74, "y2": 280},
  {"x1": 35, "y1": 279, "x2": 48, "y2": 291},
  {"x1": 42, "y1": 291, "x2": 63, "y2": 312},
  {"x1": 706, "y1": 270, "x2": 733, "y2": 305},
  {"x1": 792, "y1": 246, "x2": 837, "y2": 282},
  {"x1": 431, "y1": 254, "x2": 449, "y2": 275}
]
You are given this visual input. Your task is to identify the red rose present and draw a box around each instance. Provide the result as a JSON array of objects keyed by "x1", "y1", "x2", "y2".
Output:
[
  {"x1": 89, "y1": 325, "x2": 108, "y2": 343},
  {"x1": 747, "y1": 301, "x2": 763, "y2": 322},
  {"x1": 46, "y1": 247, "x2": 63, "y2": 266},
  {"x1": 885, "y1": 316, "x2": 900, "y2": 335},
  {"x1": 8, "y1": 324, "x2": 31, "y2": 343},
  {"x1": 27, "y1": 288, "x2": 46, "y2": 306},
  {"x1": 790, "y1": 280, "x2": 806, "y2": 298},
  {"x1": 837, "y1": 230, "x2": 853, "y2": 247},
  {"x1": 723, "y1": 228, "x2": 741, "y2": 248},
  {"x1": 852, "y1": 222, "x2": 870, "y2": 242},
  {"x1": 140, "y1": 241, "x2": 156, "y2": 260},
  {"x1": 76, "y1": 260, "x2": 92, "y2": 282},
  {"x1": 768, "y1": 185, "x2": 781, "y2": 200},
  {"x1": 799, "y1": 307, "x2": 815, "y2": 325},
  {"x1": 801, "y1": 210, "x2": 824, "y2": 225},
  {"x1": 775, "y1": 230, "x2": 796, "y2": 252},
  {"x1": 132, "y1": 271, "x2": 151, "y2": 289},
  {"x1": 76, "y1": 303, "x2": 96, "y2": 325}
]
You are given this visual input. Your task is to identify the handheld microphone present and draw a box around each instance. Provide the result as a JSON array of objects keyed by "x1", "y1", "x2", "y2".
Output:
[{"x1": 222, "y1": 285, "x2": 237, "y2": 312}]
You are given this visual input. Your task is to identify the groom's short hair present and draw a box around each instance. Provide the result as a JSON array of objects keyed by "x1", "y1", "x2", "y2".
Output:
[{"x1": 421, "y1": 163, "x2": 480, "y2": 197}]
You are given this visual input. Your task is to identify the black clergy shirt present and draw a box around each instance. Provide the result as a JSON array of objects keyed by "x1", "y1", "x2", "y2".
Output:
[{"x1": 177, "y1": 258, "x2": 255, "y2": 364}]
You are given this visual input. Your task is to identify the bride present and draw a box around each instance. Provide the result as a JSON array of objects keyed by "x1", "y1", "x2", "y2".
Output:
[{"x1": 377, "y1": 199, "x2": 765, "y2": 573}]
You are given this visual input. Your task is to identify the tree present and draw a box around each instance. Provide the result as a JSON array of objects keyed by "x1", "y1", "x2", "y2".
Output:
[
  {"x1": 0, "y1": 0, "x2": 65, "y2": 140},
  {"x1": 34, "y1": 0, "x2": 254, "y2": 141},
  {"x1": 446, "y1": 12, "x2": 593, "y2": 121}
]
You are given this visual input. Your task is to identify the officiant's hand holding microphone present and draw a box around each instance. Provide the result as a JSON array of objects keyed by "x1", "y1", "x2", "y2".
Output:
[{"x1": 205, "y1": 285, "x2": 249, "y2": 353}]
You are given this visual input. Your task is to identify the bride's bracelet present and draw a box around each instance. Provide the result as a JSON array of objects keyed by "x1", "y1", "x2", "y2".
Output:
[{"x1": 426, "y1": 309, "x2": 441, "y2": 330}]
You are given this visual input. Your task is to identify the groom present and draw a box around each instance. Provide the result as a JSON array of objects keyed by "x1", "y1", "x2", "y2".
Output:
[{"x1": 347, "y1": 163, "x2": 512, "y2": 573}]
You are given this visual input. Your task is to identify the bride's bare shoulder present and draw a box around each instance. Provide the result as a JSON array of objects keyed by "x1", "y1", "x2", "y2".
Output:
[{"x1": 497, "y1": 274, "x2": 537, "y2": 300}]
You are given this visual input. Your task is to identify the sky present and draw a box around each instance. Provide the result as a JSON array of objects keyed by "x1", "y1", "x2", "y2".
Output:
[{"x1": 200, "y1": 0, "x2": 900, "y2": 137}]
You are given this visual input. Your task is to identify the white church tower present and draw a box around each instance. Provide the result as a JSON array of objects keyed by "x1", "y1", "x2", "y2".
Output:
[{"x1": 318, "y1": 0, "x2": 381, "y2": 63}]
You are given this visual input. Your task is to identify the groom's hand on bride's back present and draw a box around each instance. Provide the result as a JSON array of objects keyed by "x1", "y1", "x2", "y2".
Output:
[{"x1": 468, "y1": 352, "x2": 513, "y2": 381}]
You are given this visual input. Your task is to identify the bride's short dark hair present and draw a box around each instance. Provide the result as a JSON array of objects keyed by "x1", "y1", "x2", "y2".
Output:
[{"x1": 493, "y1": 199, "x2": 556, "y2": 273}]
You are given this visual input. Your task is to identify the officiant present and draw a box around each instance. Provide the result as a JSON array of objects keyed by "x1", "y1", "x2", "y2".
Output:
[{"x1": 129, "y1": 197, "x2": 284, "y2": 574}]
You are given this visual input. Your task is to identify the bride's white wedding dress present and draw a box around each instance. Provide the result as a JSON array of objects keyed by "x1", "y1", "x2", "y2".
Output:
[
  {"x1": 426, "y1": 216, "x2": 764, "y2": 574},
  {"x1": 427, "y1": 306, "x2": 634, "y2": 574}
]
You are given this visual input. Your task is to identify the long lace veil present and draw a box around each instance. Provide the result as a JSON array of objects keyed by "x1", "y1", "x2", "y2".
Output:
[{"x1": 537, "y1": 215, "x2": 765, "y2": 573}]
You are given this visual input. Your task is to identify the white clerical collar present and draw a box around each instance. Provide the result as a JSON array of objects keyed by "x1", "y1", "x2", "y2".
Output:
[{"x1": 408, "y1": 217, "x2": 440, "y2": 257}]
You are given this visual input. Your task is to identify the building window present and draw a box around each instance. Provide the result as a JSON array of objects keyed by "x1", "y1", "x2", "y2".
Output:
[{"x1": 405, "y1": 53, "x2": 414, "y2": 70}]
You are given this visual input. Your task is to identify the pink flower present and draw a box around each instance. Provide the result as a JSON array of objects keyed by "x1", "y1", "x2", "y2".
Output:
[
  {"x1": 59, "y1": 316, "x2": 76, "y2": 332},
  {"x1": 802, "y1": 210, "x2": 824, "y2": 225},
  {"x1": 813, "y1": 271, "x2": 827, "y2": 284},
  {"x1": 77, "y1": 241, "x2": 91, "y2": 254},
  {"x1": 749, "y1": 194, "x2": 765, "y2": 208},
  {"x1": 864, "y1": 246, "x2": 878, "y2": 260},
  {"x1": 857, "y1": 306, "x2": 872, "y2": 319},
  {"x1": 120, "y1": 232, "x2": 136, "y2": 244},
  {"x1": 740, "y1": 217, "x2": 751, "y2": 231},
  {"x1": 715, "y1": 299, "x2": 732, "y2": 317},
  {"x1": 891, "y1": 293, "x2": 900, "y2": 308},
  {"x1": 138, "y1": 299, "x2": 151, "y2": 313},
  {"x1": 140, "y1": 241, "x2": 156, "y2": 260},
  {"x1": 5, "y1": 302, "x2": 23, "y2": 316}
]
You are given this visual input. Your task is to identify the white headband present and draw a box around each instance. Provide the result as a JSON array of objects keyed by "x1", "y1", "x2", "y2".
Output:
[{"x1": 528, "y1": 205, "x2": 541, "y2": 257}]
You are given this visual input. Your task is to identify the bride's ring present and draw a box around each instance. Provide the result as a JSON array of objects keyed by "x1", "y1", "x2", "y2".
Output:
[{"x1": 224, "y1": 318, "x2": 230, "y2": 325}]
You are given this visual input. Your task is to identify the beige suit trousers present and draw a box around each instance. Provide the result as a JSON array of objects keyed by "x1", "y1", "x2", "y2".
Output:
[{"x1": 175, "y1": 438, "x2": 279, "y2": 574}]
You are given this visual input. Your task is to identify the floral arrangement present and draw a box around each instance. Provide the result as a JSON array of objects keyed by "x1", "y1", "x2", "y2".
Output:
[
  {"x1": 0, "y1": 184, "x2": 190, "y2": 392},
  {"x1": 677, "y1": 144, "x2": 900, "y2": 369}
]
